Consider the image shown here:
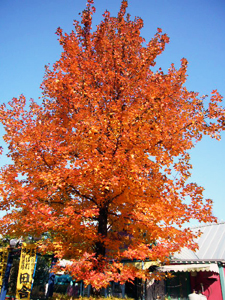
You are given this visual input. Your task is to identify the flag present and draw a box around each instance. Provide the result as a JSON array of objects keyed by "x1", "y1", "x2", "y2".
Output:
[
  {"x1": 0, "y1": 248, "x2": 9, "y2": 293},
  {"x1": 16, "y1": 243, "x2": 37, "y2": 300}
]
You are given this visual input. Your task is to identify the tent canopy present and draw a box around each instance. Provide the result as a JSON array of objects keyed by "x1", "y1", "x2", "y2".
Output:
[{"x1": 158, "y1": 263, "x2": 219, "y2": 274}]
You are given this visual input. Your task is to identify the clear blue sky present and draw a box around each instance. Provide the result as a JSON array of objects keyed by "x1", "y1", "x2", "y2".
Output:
[{"x1": 0, "y1": 0, "x2": 224, "y2": 221}]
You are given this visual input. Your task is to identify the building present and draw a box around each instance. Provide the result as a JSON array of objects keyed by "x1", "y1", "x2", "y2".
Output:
[{"x1": 147, "y1": 222, "x2": 225, "y2": 300}]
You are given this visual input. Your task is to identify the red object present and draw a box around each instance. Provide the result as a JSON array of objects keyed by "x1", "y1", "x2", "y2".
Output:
[{"x1": 190, "y1": 271, "x2": 223, "y2": 300}]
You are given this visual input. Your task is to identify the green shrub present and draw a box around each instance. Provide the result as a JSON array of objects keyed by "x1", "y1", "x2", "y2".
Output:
[{"x1": 49, "y1": 295, "x2": 134, "y2": 300}]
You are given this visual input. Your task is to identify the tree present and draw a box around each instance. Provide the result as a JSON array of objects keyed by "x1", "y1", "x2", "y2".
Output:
[{"x1": 0, "y1": 0, "x2": 224, "y2": 290}]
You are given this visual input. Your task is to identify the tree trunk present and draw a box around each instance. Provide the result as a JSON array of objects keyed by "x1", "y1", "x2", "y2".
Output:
[{"x1": 95, "y1": 206, "x2": 108, "y2": 258}]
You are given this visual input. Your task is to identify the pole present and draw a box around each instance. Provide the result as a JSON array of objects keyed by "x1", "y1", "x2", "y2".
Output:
[{"x1": 218, "y1": 262, "x2": 225, "y2": 300}]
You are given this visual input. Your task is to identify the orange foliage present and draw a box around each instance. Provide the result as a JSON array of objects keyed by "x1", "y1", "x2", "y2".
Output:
[{"x1": 0, "y1": 0, "x2": 224, "y2": 289}]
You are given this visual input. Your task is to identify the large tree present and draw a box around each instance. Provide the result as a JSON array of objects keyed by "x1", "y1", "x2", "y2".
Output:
[{"x1": 0, "y1": 0, "x2": 224, "y2": 289}]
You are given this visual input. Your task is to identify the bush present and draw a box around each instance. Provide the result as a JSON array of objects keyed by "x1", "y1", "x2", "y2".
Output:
[{"x1": 49, "y1": 295, "x2": 134, "y2": 300}]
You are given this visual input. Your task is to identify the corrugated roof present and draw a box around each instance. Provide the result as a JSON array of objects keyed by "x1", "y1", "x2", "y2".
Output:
[
  {"x1": 174, "y1": 222, "x2": 225, "y2": 261},
  {"x1": 174, "y1": 247, "x2": 199, "y2": 260}
]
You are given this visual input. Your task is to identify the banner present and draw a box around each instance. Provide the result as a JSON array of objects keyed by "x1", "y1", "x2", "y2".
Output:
[
  {"x1": 0, "y1": 251, "x2": 13, "y2": 300},
  {"x1": 16, "y1": 243, "x2": 37, "y2": 300},
  {"x1": 0, "y1": 248, "x2": 9, "y2": 292}
]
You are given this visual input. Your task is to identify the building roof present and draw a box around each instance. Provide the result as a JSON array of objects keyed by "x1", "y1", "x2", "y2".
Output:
[{"x1": 173, "y1": 222, "x2": 225, "y2": 261}]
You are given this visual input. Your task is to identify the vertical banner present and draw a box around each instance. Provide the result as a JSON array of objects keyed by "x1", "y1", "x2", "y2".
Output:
[
  {"x1": 0, "y1": 251, "x2": 13, "y2": 300},
  {"x1": 0, "y1": 248, "x2": 9, "y2": 293},
  {"x1": 16, "y1": 243, "x2": 37, "y2": 300}
]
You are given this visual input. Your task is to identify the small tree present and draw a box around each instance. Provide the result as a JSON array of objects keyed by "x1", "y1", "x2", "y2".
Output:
[{"x1": 0, "y1": 0, "x2": 224, "y2": 290}]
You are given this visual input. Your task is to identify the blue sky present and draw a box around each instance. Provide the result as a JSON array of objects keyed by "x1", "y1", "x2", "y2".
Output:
[{"x1": 0, "y1": 0, "x2": 224, "y2": 221}]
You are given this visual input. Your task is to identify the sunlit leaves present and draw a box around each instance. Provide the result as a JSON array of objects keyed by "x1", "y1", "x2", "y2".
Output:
[{"x1": 0, "y1": 0, "x2": 224, "y2": 290}]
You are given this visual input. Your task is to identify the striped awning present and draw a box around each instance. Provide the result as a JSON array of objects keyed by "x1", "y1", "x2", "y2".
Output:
[{"x1": 158, "y1": 263, "x2": 219, "y2": 273}]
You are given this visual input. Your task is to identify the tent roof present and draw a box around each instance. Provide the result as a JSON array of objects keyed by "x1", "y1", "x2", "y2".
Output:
[
  {"x1": 174, "y1": 222, "x2": 225, "y2": 261},
  {"x1": 158, "y1": 263, "x2": 219, "y2": 273}
]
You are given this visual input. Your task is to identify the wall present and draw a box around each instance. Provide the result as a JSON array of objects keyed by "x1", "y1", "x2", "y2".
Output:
[{"x1": 190, "y1": 271, "x2": 223, "y2": 300}]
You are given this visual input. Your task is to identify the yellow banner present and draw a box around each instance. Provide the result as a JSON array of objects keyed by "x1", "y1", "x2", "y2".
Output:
[
  {"x1": 126, "y1": 261, "x2": 159, "y2": 270},
  {"x1": 0, "y1": 248, "x2": 9, "y2": 291},
  {"x1": 16, "y1": 243, "x2": 37, "y2": 300}
]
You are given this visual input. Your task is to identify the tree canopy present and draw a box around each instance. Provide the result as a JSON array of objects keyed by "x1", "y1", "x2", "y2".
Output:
[{"x1": 0, "y1": 0, "x2": 224, "y2": 289}]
